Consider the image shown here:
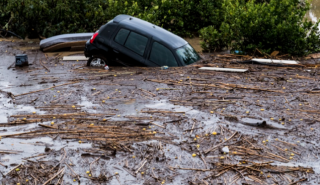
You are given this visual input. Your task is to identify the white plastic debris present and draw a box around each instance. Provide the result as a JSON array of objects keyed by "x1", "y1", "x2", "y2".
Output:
[
  {"x1": 251, "y1": 58, "x2": 299, "y2": 65},
  {"x1": 104, "y1": 65, "x2": 109, "y2": 70},
  {"x1": 199, "y1": 67, "x2": 248, "y2": 73},
  {"x1": 63, "y1": 56, "x2": 88, "y2": 61},
  {"x1": 222, "y1": 146, "x2": 229, "y2": 153}
]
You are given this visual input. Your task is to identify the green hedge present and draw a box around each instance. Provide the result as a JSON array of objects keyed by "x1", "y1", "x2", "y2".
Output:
[
  {"x1": 138, "y1": 0, "x2": 223, "y2": 37},
  {"x1": 0, "y1": 0, "x2": 222, "y2": 38},
  {"x1": 1, "y1": 0, "x2": 319, "y2": 56},
  {"x1": 0, "y1": 0, "x2": 141, "y2": 37},
  {"x1": 199, "y1": 0, "x2": 320, "y2": 56}
]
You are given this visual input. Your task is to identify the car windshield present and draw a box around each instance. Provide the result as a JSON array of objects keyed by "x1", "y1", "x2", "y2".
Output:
[{"x1": 176, "y1": 44, "x2": 201, "y2": 65}]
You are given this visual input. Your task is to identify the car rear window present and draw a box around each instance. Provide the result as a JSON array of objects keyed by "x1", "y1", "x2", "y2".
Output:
[
  {"x1": 124, "y1": 32, "x2": 148, "y2": 56},
  {"x1": 149, "y1": 42, "x2": 178, "y2": 66},
  {"x1": 114, "y1": 29, "x2": 130, "y2": 45},
  {"x1": 176, "y1": 44, "x2": 201, "y2": 65}
]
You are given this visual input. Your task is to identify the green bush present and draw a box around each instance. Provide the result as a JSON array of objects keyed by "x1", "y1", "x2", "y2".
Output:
[
  {"x1": 0, "y1": 0, "x2": 222, "y2": 38},
  {"x1": 1, "y1": 0, "x2": 320, "y2": 56},
  {"x1": 0, "y1": 0, "x2": 142, "y2": 38},
  {"x1": 137, "y1": 0, "x2": 223, "y2": 37},
  {"x1": 199, "y1": 0, "x2": 320, "y2": 56}
]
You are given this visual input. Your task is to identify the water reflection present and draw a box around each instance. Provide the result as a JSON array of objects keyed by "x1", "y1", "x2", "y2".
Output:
[{"x1": 176, "y1": 44, "x2": 201, "y2": 65}]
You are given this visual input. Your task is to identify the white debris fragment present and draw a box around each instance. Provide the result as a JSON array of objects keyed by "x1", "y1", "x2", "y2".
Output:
[{"x1": 222, "y1": 146, "x2": 229, "y2": 153}]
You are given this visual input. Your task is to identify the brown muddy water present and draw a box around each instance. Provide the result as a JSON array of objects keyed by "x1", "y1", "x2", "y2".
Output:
[
  {"x1": 309, "y1": 0, "x2": 320, "y2": 23},
  {"x1": 1, "y1": 30, "x2": 320, "y2": 185}
]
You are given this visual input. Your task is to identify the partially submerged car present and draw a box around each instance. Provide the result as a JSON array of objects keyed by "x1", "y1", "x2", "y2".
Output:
[
  {"x1": 85, "y1": 14, "x2": 201, "y2": 67},
  {"x1": 40, "y1": 33, "x2": 93, "y2": 52}
]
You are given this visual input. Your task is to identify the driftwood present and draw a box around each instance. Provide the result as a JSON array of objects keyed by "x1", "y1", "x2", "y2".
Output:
[
  {"x1": 14, "y1": 82, "x2": 79, "y2": 97},
  {"x1": 40, "y1": 60, "x2": 50, "y2": 72},
  {"x1": 43, "y1": 167, "x2": 65, "y2": 185}
]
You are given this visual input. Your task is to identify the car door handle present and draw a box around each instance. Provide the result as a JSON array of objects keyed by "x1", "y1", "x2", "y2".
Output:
[{"x1": 113, "y1": 50, "x2": 119, "y2": 54}]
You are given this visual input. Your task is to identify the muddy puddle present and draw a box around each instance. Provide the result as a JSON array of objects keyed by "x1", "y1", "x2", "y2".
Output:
[{"x1": 1, "y1": 39, "x2": 320, "y2": 184}]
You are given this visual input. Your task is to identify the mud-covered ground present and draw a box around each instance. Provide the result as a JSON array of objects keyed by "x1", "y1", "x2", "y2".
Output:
[{"x1": 1, "y1": 38, "x2": 320, "y2": 185}]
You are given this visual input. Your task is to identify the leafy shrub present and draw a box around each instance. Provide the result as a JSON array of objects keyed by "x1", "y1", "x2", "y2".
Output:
[
  {"x1": 1, "y1": 0, "x2": 320, "y2": 56},
  {"x1": 199, "y1": 0, "x2": 320, "y2": 56},
  {"x1": 0, "y1": 0, "x2": 223, "y2": 38},
  {"x1": 0, "y1": 0, "x2": 141, "y2": 38},
  {"x1": 138, "y1": 0, "x2": 223, "y2": 37}
]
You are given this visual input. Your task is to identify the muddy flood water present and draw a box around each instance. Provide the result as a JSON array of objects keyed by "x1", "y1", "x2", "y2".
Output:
[
  {"x1": 1, "y1": 34, "x2": 320, "y2": 184},
  {"x1": 309, "y1": 0, "x2": 320, "y2": 24}
]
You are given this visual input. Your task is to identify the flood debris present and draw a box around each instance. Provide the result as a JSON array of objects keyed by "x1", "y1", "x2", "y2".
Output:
[
  {"x1": 63, "y1": 56, "x2": 88, "y2": 61},
  {"x1": 14, "y1": 82, "x2": 79, "y2": 97},
  {"x1": 1, "y1": 149, "x2": 116, "y2": 184},
  {"x1": 270, "y1": 51, "x2": 280, "y2": 57},
  {"x1": 307, "y1": 52, "x2": 320, "y2": 59},
  {"x1": 15, "y1": 54, "x2": 29, "y2": 66},
  {"x1": 240, "y1": 118, "x2": 287, "y2": 129},
  {"x1": 0, "y1": 29, "x2": 23, "y2": 39},
  {"x1": 198, "y1": 67, "x2": 248, "y2": 72},
  {"x1": 1, "y1": 39, "x2": 320, "y2": 184},
  {"x1": 251, "y1": 58, "x2": 300, "y2": 65}
]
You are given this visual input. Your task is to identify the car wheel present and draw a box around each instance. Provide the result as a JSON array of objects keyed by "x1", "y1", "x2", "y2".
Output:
[{"x1": 87, "y1": 56, "x2": 108, "y2": 67}]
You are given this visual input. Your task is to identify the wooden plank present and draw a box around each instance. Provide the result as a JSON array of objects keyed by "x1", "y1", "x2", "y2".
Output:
[
  {"x1": 40, "y1": 60, "x2": 50, "y2": 72},
  {"x1": 251, "y1": 58, "x2": 299, "y2": 65},
  {"x1": 63, "y1": 56, "x2": 88, "y2": 61},
  {"x1": 198, "y1": 67, "x2": 248, "y2": 73}
]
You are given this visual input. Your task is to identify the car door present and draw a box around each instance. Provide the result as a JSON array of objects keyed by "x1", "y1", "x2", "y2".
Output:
[
  {"x1": 145, "y1": 40, "x2": 180, "y2": 67},
  {"x1": 110, "y1": 28, "x2": 149, "y2": 66}
]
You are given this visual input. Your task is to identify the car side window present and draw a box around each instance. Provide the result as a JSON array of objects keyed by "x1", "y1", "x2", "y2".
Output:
[
  {"x1": 124, "y1": 32, "x2": 148, "y2": 56},
  {"x1": 114, "y1": 29, "x2": 130, "y2": 45},
  {"x1": 149, "y1": 42, "x2": 178, "y2": 66}
]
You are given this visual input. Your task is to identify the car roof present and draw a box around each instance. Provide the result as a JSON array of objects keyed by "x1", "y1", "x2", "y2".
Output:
[{"x1": 113, "y1": 14, "x2": 187, "y2": 49}]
